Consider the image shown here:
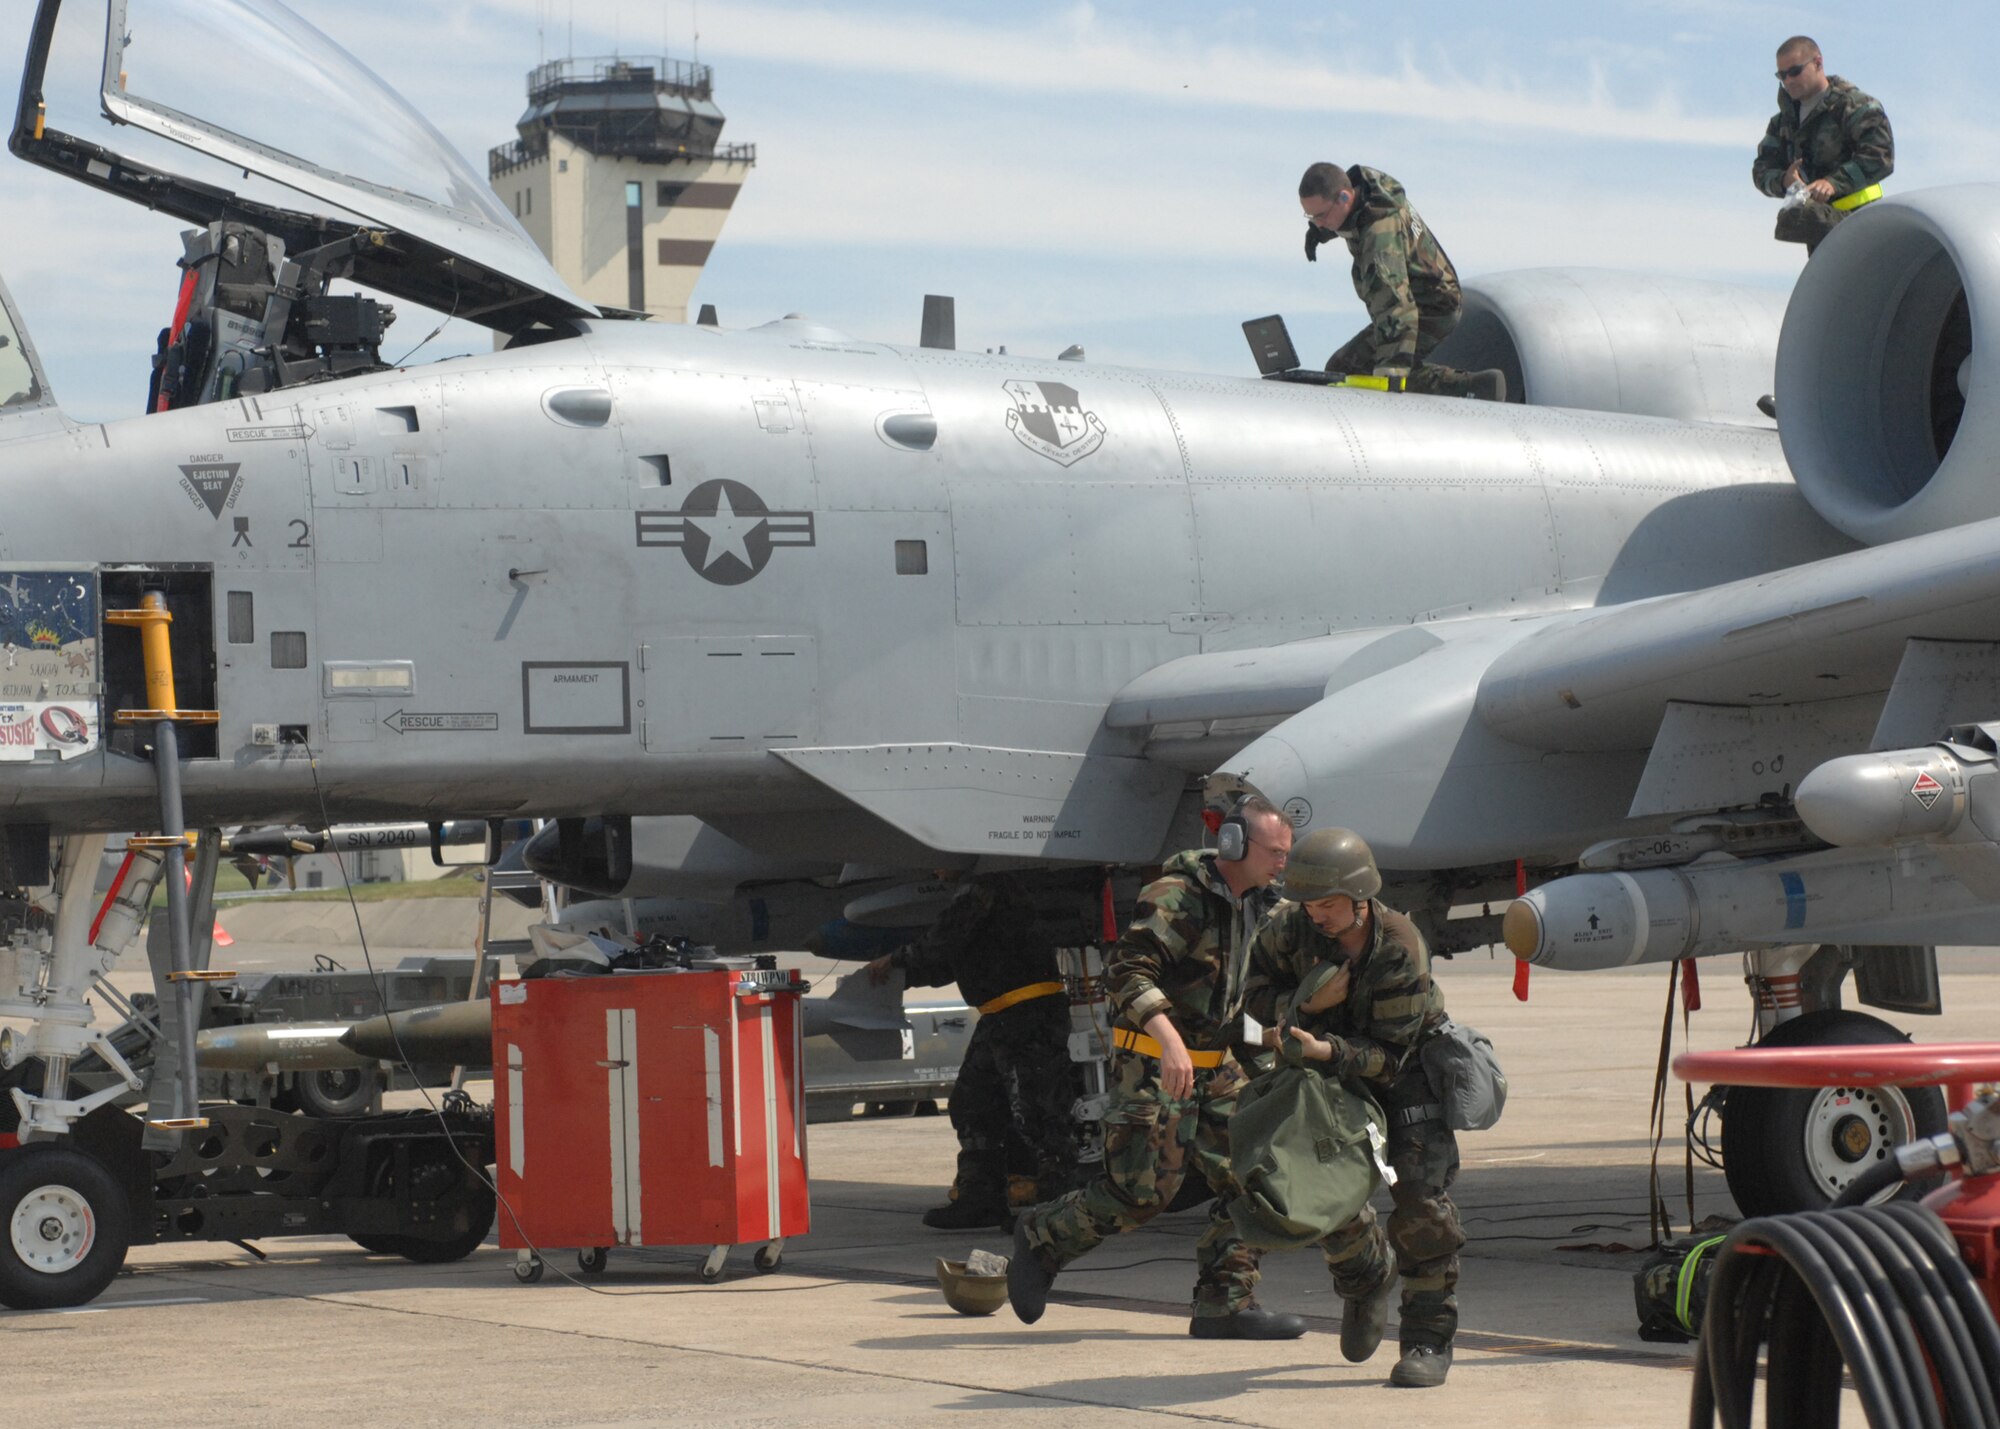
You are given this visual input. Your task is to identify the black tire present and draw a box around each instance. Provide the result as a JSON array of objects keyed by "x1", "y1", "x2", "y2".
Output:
[
  {"x1": 513, "y1": 1256, "x2": 544, "y2": 1283},
  {"x1": 1719, "y1": 1009, "x2": 1947, "y2": 1217},
  {"x1": 577, "y1": 1246, "x2": 609, "y2": 1275},
  {"x1": 349, "y1": 1233, "x2": 415, "y2": 1256},
  {"x1": 391, "y1": 1175, "x2": 496, "y2": 1264},
  {"x1": 0, "y1": 1145, "x2": 132, "y2": 1310}
]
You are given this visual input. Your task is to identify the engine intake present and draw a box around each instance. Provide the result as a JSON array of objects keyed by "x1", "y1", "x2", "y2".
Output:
[{"x1": 1776, "y1": 186, "x2": 1988, "y2": 544}]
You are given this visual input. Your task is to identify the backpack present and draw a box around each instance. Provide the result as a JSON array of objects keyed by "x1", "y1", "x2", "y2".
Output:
[
  {"x1": 1420, "y1": 1017, "x2": 1508, "y2": 1131},
  {"x1": 1633, "y1": 1232, "x2": 1730, "y2": 1342},
  {"x1": 1226, "y1": 1038, "x2": 1388, "y2": 1250}
]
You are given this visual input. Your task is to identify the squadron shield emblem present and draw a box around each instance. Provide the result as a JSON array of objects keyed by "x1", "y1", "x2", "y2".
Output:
[
  {"x1": 634, "y1": 478, "x2": 816, "y2": 586},
  {"x1": 1003, "y1": 380, "x2": 1106, "y2": 467}
]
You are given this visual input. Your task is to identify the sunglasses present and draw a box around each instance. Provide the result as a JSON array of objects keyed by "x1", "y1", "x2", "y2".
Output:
[{"x1": 1776, "y1": 61, "x2": 1813, "y2": 79}]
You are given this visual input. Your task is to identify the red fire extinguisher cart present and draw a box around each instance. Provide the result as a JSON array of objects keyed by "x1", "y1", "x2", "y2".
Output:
[{"x1": 492, "y1": 966, "x2": 810, "y2": 1284}]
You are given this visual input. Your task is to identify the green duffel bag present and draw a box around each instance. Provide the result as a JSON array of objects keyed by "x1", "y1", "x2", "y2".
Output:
[{"x1": 1226, "y1": 1033, "x2": 1389, "y2": 1251}]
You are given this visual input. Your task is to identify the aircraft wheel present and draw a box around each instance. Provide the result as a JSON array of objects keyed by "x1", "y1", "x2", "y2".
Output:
[
  {"x1": 349, "y1": 1233, "x2": 414, "y2": 1256},
  {"x1": 1719, "y1": 1009, "x2": 1947, "y2": 1217},
  {"x1": 577, "y1": 1246, "x2": 609, "y2": 1275},
  {"x1": 0, "y1": 1145, "x2": 132, "y2": 1310},
  {"x1": 294, "y1": 1067, "x2": 380, "y2": 1119},
  {"x1": 513, "y1": 1254, "x2": 544, "y2": 1284}
]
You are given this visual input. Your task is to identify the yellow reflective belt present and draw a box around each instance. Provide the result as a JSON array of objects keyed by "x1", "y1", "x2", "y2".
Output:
[
  {"x1": 1335, "y1": 373, "x2": 1407, "y2": 393},
  {"x1": 1676, "y1": 1235, "x2": 1730, "y2": 1332},
  {"x1": 976, "y1": 981, "x2": 1063, "y2": 1015},
  {"x1": 1112, "y1": 1026, "x2": 1225, "y2": 1067},
  {"x1": 1832, "y1": 183, "x2": 1883, "y2": 212}
]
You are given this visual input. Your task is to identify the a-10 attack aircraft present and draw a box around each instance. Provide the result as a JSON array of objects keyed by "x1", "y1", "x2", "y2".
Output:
[{"x1": 1, "y1": 0, "x2": 1996, "y2": 1286}]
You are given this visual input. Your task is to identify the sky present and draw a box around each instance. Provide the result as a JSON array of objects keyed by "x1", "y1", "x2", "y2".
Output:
[{"x1": 0, "y1": 0, "x2": 1993, "y2": 423}]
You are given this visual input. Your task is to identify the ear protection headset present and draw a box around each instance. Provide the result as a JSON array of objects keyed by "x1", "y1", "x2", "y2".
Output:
[{"x1": 1214, "y1": 799, "x2": 1250, "y2": 862}]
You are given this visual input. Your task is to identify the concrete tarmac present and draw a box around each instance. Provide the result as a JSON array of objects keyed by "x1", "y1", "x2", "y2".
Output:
[{"x1": 11, "y1": 940, "x2": 1998, "y2": 1427}]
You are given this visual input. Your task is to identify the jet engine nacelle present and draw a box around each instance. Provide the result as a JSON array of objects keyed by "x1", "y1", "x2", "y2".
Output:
[
  {"x1": 1777, "y1": 184, "x2": 1992, "y2": 545},
  {"x1": 1431, "y1": 268, "x2": 1786, "y2": 426}
]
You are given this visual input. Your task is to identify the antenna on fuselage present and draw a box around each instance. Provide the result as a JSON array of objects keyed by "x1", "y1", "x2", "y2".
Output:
[{"x1": 920, "y1": 294, "x2": 955, "y2": 351}]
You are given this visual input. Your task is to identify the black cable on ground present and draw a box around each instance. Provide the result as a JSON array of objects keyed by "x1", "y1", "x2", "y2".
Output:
[{"x1": 1689, "y1": 1201, "x2": 2000, "y2": 1429}]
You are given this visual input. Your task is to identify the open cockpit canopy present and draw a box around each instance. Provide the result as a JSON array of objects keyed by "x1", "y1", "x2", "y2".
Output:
[{"x1": 11, "y1": 0, "x2": 596, "y2": 332}]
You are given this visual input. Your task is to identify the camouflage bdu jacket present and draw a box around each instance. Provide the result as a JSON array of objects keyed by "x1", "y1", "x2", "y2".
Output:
[
  {"x1": 1241, "y1": 901, "x2": 1444, "y2": 1086},
  {"x1": 1111, "y1": 850, "x2": 1276, "y2": 1054},
  {"x1": 890, "y1": 873, "x2": 1059, "y2": 1012},
  {"x1": 1332, "y1": 165, "x2": 1462, "y2": 377},
  {"x1": 1752, "y1": 77, "x2": 1894, "y2": 200}
]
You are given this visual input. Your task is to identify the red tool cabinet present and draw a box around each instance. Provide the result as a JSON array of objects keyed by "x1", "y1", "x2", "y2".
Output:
[{"x1": 491, "y1": 966, "x2": 810, "y2": 1283}]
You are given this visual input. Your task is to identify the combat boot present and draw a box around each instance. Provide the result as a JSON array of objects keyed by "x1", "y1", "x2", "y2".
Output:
[
  {"x1": 1007, "y1": 1218, "x2": 1055, "y2": 1324},
  {"x1": 1389, "y1": 1343, "x2": 1452, "y2": 1387},
  {"x1": 1465, "y1": 368, "x2": 1507, "y2": 402},
  {"x1": 921, "y1": 1196, "x2": 1008, "y2": 1230},
  {"x1": 1338, "y1": 1277, "x2": 1393, "y2": 1362},
  {"x1": 1188, "y1": 1305, "x2": 1308, "y2": 1340}
]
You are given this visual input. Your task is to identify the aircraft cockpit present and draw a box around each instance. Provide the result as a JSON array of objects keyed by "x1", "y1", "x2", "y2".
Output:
[{"x1": 11, "y1": 0, "x2": 598, "y2": 411}]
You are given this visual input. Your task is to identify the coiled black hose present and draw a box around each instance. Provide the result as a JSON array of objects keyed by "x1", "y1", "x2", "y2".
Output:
[{"x1": 1689, "y1": 1201, "x2": 2000, "y2": 1428}]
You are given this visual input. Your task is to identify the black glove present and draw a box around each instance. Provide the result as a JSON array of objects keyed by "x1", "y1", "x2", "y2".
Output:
[{"x1": 1304, "y1": 224, "x2": 1337, "y2": 262}]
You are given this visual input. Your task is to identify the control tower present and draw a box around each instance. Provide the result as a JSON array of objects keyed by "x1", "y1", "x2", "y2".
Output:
[{"x1": 489, "y1": 56, "x2": 755, "y2": 322}]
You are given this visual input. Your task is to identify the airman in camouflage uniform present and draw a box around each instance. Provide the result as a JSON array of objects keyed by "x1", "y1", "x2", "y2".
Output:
[
  {"x1": 1298, "y1": 162, "x2": 1504, "y2": 401},
  {"x1": 1010, "y1": 799, "x2": 1308, "y2": 1339},
  {"x1": 1241, "y1": 827, "x2": 1463, "y2": 1387},
  {"x1": 1752, "y1": 36, "x2": 1893, "y2": 254},
  {"x1": 868, "y1": 872, "x2": 1079, "y2": 1230}
]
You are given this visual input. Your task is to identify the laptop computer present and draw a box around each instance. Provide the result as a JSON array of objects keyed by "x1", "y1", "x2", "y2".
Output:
[{"x1": 1241, "y1": 315, "x2": 1334, "y2": 385}]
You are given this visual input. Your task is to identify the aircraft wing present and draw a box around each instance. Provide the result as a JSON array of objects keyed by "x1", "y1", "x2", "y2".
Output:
[
  {"x1": 1095, "y1": 517, "x2": 2000, "y2": 870},
  {"x1": 774, "y1": 745, "x2": 1184, "y2": 864},
  {"x1": 1473, "y1": 512, "x2": 2000, "y2": 753}
]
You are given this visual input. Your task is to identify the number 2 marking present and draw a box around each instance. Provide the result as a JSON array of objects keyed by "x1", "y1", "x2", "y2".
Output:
[{"x1": 288, "y1": 519, "x2": 311, "y2": 548}]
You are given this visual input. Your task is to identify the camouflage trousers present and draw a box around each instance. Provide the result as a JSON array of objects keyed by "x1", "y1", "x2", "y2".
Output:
[
  {"x1": 1314, "y1": 1061, "x2": 1465, "y2": 1348},
  {"x1": 1325, "y1": 302, "x2": 1481, "y2": 396},
  {"x1": 950, "y1": 996, "x2": 1079, "y2": 1204},
  {"x1": 1774, "y1": 199, "x2": 1847, "y2": 255},
  {"x1": 1017, "y1": 1048, "x2": 1261, "y2": 1318}
]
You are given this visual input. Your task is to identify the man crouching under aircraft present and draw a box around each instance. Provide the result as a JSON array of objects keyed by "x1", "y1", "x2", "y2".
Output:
[
  {"x1": 1009, "y1": 795, "x2": 1308, "y2": 1338},
  {"x1": 1241, "y1": 828, "x2": 1464, "y2": 1387}
]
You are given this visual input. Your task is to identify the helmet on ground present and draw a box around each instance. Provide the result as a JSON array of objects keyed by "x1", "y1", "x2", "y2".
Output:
[
  {"x1": 1282, "y1": 827, "x2": 1381, "y2": 903},
  {"x1": 936, "y1": 1257, "x2": 1009, "y2": 1316}
]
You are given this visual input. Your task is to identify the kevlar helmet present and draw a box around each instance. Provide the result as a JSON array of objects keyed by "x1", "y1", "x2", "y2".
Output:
[
  {"x1": 935, "y1": 1257, "x2": 1009, "y2": 1316},
  {"x1": 1282, "y1": 828, "x2": 1382, "y2": 903}
]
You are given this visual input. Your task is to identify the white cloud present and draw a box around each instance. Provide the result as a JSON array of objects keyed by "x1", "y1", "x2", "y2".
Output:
[{"x1": 480, "y1": 0, "x2": 1761, "y2": 146}]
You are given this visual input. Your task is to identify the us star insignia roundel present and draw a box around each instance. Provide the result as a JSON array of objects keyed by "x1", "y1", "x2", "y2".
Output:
[
  {"x1": 633, "y1": 478, "x2": 816, "y2": 585},
  {"x1": 1003, "y1": 379, "x2": 1106, "y2": 466}
]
